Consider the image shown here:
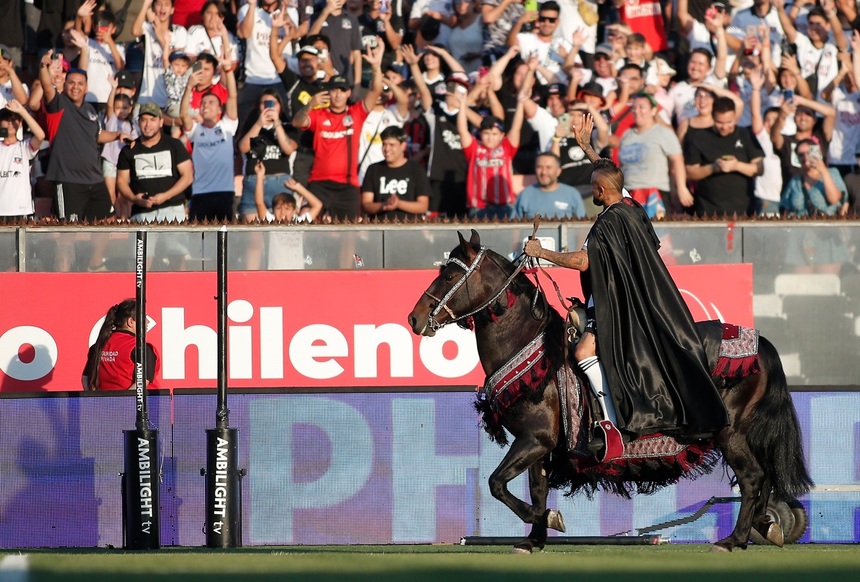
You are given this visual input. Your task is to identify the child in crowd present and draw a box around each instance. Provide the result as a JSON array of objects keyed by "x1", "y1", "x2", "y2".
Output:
[
  {"x1": 102, "y1": 76, "x2": 139, "y2": 219},
  {"x1": 252, "y1": 160, "x2": 322, "y2": 223},
  {"x1": 164, "y1": 51, "x2": 192, "y2": 138}
]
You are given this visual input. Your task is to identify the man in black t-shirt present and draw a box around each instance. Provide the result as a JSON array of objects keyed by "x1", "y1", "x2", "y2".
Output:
[
  {"x1": 116, "y1": 102, "x2": 193, "y2": 223},
  {"x1": 361, "y1": 125, "x2": 429, "y2": 220},
  {"x1": 684, "y1": 97, "x2": 764, "y2": 217},
  {"x1": 40, "y1": 50, "x2": 131, "y2": 223},
  {"x1": 271, "y1": 38, "x2": 327, "y2": 184}
]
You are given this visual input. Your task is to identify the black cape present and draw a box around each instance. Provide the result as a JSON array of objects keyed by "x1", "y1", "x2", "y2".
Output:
[{"x1": 582, "y1": 198, "x2": 729, "y2": 438}]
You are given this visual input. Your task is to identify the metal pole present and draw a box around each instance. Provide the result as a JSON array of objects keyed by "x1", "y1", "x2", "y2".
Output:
[
  {"x1": 124, "y1": 230, "x2": 160, "y2": 550},
  {"x1": 205, "y1": 226, "x2": 242, "y2": 547}
]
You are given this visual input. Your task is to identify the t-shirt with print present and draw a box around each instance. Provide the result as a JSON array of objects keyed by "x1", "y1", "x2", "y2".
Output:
[
  {"x1": 84, "y1": 37, "x2": 126, "y2": 103},
  {"x1": 185, "y1": 26, "x2": 240, "y2": 63},
  {"x1": 424, "y1": 100, "x2": 467, "y2": 182},
  {"x1": 188, "y1": 117, "x2": 239, "y2": 194},
  {"x1": 0, "y1": 79, "x2": 29, "y2": 110},
  {"x1": 463, "y1": 137, "x2": 518, "y2": 208},
  {"x1": 241, "y1": 122, "x2": 293, "y2": 175},
  {"x1": 481, "y1": 0, "x2": 525, "y2": 56},
  {"x1": 279, "y1": 67, "x2": 326, "y2": 150},
  {"x1": 312, "y1": 11, "x2": 362, "y2": 86},
  {"x1": 237, "y1": 3, "x2": 293, "y2": 84},
  {"x1": 828, "y1": 87, "x2": 860, "y2": 166},
  {"x1": 139, "y1": 21, "x2": 188, "y2": 107},
  {"x1": 117, "y1": 135, "x2": 191, "y2": 214},
  {"x1": 44, "y1": 92, "x2": 103, "y2": 184},
  {"x1": 305, "y1": 101, "x2": 371, "y2": 187},
  {"x1": 358, "y1": 104, "x2": 408, "y2": 182},
  {"x1": 0, "y1": 138, "x2": 38, "y2": 216},
  {"x1": 361, "y1": 159, "x2": 431, "y2": 220}
]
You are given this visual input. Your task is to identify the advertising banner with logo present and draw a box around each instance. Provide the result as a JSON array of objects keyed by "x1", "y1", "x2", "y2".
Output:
[{"x1": 0, "y1": 265, "x2": 752, "y2": 392}]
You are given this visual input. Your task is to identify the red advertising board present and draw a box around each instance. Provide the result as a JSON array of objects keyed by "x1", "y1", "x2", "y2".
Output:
[{"x1": 0, "y1": 265, "x2": 752, "y2": 392}]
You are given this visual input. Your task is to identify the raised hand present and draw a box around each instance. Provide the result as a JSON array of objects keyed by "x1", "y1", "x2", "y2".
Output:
[
  {"x1": 77, "y1": 0, "x2": 97, "y2": 19},
  {"x1": 574, "y1": 112, "x2": 594, "y2": 149},
  {"x1": 69, "y1": 28, "x2": 89, "y2": 49},
  {"x1": 401, "y1": 44, "x2": 420, "y2": 66}
]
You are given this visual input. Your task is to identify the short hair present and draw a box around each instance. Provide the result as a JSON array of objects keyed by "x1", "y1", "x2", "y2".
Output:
[
  {"x1": 618, "y1": 63, "x2": 643, "y2": 77},
  {"x1": 96, "y1": 10, "x2": 117, "y2": 26},
  {"x1": 592, "y1": 158, "x2": 624, "y2": 192},
  {"x1": 540, "y1": 1, "x2": 561, "y2": 13},
  {"x1": 536, "y1": 152, "x2": 562, "y2": 166},
  {"x1": 627, "y1": 33, "x2": 646, "y2": 47},
  {"x1": 380, "y1": 125, "x2": 407, "y2": 142},
  {"x1": 272, "y1": 193, "x2": 296, "y2": 209},
  {"x1": 691, "y1": 47, "x2": 714, "y2": 63},
  {"x1": 196, "y1": 52, "x2": 219, "y2": 67},
  {"x1": 712, "y1": 96, "x2": 736, "y2": 115},
  {"x1": 764, "y1": 106, "x2": 781, "y2": 118},
  {"x1": 807, "y1": 6, "x2": 827, "y2": 21}
]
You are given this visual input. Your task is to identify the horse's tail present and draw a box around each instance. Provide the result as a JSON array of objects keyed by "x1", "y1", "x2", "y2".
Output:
[{"x1": 746, "y1": 336, "x2": 814, "y2": 501}]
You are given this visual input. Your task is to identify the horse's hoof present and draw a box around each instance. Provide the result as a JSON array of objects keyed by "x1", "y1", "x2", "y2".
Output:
[
  {"x1": 710, "y1": 544, "x2": 732, "y2": 553},
  {"x1": 765, "y1": 522, "x2": 784, "y2": 547},
  {"x1": 547, "y1": 509, "x2": 566, "y2": 533}
]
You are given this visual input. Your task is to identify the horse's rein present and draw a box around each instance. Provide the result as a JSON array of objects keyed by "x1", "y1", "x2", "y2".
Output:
[
  {"x1": 524, "y1": 216, "x2": 574, "y2": 318},
  {"x1": 426, "y1": 246, "x2": 530, "y2": 332}
]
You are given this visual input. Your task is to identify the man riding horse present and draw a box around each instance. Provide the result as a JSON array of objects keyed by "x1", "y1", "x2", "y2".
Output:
[{"x1": 524, "y1": 116, "x2": 728, "y2": 461}]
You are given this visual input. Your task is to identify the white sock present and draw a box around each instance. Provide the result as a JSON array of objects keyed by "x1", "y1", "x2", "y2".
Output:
[{"x1": 578, "y1": 356, "x2": 618, "y2": 426}]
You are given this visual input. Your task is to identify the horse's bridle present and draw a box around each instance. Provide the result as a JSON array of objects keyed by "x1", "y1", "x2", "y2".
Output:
[{"x1": 423, "y1": 246, "x2": 529, "y2": 332}]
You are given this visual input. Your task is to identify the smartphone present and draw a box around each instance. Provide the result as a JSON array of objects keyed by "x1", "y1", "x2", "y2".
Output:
[
  {"x1": 556, "y1": 113, "x2": 571, "y2": 137},
  {"x1": 0, "y1": 128, "x2": 8, "y2": 139},
  {"x1": 379, "y1": 0, "x2": 389, "y2": 14},
  {"x1": 192, "y1": 61, "x2": 203, "y2": 73},
  {"x1": 745, "y1": 24, "x2": 758, "y2": 39},
  {"x1": 97, "y1": 19, "x2": 109, "y2": 36},
  {"x1": 478, "y1": 66, "x2": 489, "y2": 79},
  {"x1": 263, "y1": 99, "x2": 276, "y2": 109},
  {"x1": 808, "y1": 144, "x2": 822, "y2": 163},
  {"x1": 783, "y1": 89, "x2": 794, "y2": 101},
  {"x1": 524, "y1": 0, "x2": 538, "y2": 12},
  {"x1": 51, "y1": 52, "x2": 61, "y2": 61}
]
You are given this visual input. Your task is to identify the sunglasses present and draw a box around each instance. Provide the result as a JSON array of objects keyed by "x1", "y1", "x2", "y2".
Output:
[{"x1": 537, "y1": 16, "x2": 558, "y2": 23}]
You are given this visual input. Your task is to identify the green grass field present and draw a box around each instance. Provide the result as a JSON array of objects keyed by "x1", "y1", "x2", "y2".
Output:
[{"x1": 2, "y1": 544, "x2": 859, "y2": 582}]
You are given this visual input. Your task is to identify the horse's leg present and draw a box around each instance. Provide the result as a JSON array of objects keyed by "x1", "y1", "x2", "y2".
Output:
[
  {"x1": 712, "y1": 432, "x2": 764, "y2": 552},
  {"x1": 749, "y1": 476, "x2": 784, "y2": 547},
  {"x1": 512, "y1": 456, "x2": 552, "y2": 554},
  {"x1": 488, "y1": 435, "x2": 560, "y2": 535}
]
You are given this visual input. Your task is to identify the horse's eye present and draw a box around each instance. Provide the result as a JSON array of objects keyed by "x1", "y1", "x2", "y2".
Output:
[{"x1": 444, "y1": 271, "x2": 456, "y2": 282}]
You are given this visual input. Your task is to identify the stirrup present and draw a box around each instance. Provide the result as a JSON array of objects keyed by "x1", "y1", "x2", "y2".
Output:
[{"x1": 589, "y1": 420, "x2": 624, "y2": 463}]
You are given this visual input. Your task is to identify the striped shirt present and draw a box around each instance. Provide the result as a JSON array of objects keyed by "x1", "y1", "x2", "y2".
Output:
[{"x1": 463, "y1": 138, "x2": 518, "y2": 209}]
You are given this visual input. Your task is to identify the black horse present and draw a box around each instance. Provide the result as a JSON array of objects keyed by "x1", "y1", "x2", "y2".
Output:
[{"x1": 408, "y1": 231, "x2": 813, "y2": 553}]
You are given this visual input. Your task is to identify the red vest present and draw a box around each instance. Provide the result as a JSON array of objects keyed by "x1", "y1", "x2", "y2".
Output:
[{"x1": 98, "y1": 331, "x2": 161, "y2": 391}]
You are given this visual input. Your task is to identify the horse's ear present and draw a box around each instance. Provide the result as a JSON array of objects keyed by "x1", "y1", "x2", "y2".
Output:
[{"x1": 470, "y1": 229, "x2": 481, "y2": 246}]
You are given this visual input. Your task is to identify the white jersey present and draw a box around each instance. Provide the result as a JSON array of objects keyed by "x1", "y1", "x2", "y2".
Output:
[
  {"x1": 358, "y1": 105, "x2": 408, "y2": 183},
  {"x1": 188, "y1": 117, "x2": 239, "y2": 194},
  {"x1": 237, "y1": 4, "x2": 295, "y2": 85},
  {"x1": 139, "y1": 21, "x2": 188, "y2": 108},
  {"x1": 0, "y1": 138, "x2": 38, "y2": 216},
  {"x1": 84, "y1": 37, "x2": 126, "y2": 103}
]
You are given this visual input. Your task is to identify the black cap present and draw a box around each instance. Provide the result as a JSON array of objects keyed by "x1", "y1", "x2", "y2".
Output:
[
  {"x1": 479, "y1": 116, "x2": 505, "y2": 132},
  {"x1": 327, "y1": 75, "x2": 350, "y2": 90},
  {"x1": 116, "y1": 71, "x2": 136, "y2": 89},
  {"x1": 577, "y1": 81, "x2": 605, "y2": 105},
  {"x1": 546, "y1": 83, "x2": 567, "y2": 96}
]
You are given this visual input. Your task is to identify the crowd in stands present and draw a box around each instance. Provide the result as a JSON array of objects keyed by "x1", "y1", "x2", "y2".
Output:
[{"x1": 1, "y1": 0, "x2": 859, "y2": 224}]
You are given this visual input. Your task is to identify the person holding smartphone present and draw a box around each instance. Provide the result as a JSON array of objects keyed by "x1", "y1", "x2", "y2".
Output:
[
  {"x1": 237, "y1": 90, "x2": 297, "y2": 222},
  {"x1": 781, "y1": 138, "x2": 849, "y2": 217}
]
